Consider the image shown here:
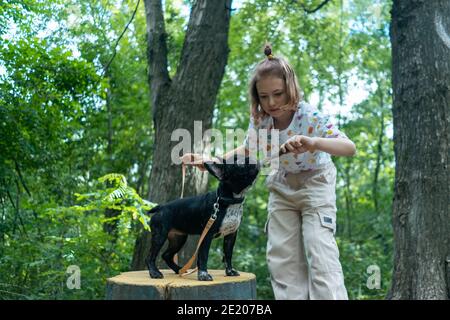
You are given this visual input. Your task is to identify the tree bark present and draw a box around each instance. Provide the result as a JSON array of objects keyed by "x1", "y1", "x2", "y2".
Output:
[
  {"x1": 373, "y1": 82, "x2": 385, "y2": 215},
  {"x1": 131, "y1": 0, "x2": 233, "y2": 270},
  {"x1": 388, "y1": 0, "x2": 450, "y2": 299}
]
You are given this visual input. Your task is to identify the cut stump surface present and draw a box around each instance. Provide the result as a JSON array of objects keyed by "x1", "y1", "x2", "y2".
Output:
[{"x1": 106, "y1": 269, "x2": 256, "y2": 300}]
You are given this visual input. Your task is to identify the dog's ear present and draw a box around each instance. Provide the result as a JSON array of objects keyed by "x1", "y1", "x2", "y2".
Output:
[{"x1": 204, "y1": 160, "x2": 225, "y2": 180}]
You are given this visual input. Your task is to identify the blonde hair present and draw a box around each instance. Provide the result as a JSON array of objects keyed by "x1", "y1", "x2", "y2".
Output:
[{"x1": 249, "y1": 44, "x2": 302, "y2": 123}]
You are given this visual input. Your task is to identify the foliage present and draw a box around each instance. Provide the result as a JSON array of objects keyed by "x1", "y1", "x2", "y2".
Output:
[
  {"x1": 1, "y1": 0, "x2": 394, "y2": 300},
  {"x1": 0, "y1": 0, "x2": 153, "y2": 299},
  {"x1": 73, "y1": 173, "x2": 156, "y2": 231},
  {"x1": 0, "y1": 172, "x2": 155, "y2": 299}
]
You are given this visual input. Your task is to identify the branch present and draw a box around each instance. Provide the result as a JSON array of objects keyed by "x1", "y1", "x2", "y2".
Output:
[
  {"x1": 6, "y1": 187, "x2": 16, "y2": 210},
  {"x1": 225, "y1": 3, "x2": 237, "y2": 12},
  {"x1": 14, "y1": 161, "x2": 31, "y2": 197},
  {"x1": 14, "y1": 179, "x2": 28, "y2": 237},
  {"x1": 299, "y1": 0, "x2": 333, "y2": 14},
  {"x1": 102, "y1": 0, "x2": 142, "y2": 77}
]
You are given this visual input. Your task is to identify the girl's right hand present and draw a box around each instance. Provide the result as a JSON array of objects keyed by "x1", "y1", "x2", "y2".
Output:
[{"x1": 179, "y1": 153, "x2": 207, "y2": 171}]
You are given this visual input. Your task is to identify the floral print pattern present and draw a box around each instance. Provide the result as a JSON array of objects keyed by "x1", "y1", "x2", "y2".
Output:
[{"x1": 244, "y1": 101, "x2": 348, "y2": 172}]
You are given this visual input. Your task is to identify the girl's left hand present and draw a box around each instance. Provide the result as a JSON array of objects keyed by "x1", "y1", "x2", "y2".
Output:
[{"x1": 280, "y1": 135, "x2": 317, "y2": 155}]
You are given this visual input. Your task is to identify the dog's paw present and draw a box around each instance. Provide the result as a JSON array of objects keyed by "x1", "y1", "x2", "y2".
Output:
[
  {"x1": 149, "y1": 269, "x2": 164, "y2": 279},
  {"x1": 198, "y1": 271, "x2": 213, "y2": 281},
  {"x1": 225, "y1": 268, "x2": 240, "y2": 277},
  {"x1": 173, "y1": 267, "x2": 181, "y2": 274}
]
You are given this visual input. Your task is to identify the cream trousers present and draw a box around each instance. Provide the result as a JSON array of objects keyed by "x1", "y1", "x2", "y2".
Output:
[{"x1": 264, "y1": 162, "x2": 348, "y2": 300}]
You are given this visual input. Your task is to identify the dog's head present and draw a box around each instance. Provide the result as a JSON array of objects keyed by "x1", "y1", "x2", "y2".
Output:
[{"x1": 204, "y1": 155, "x2": 260, "y2": 195}]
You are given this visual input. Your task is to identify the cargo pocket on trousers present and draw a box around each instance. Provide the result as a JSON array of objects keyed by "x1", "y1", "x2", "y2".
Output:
[{"x1": 317, "y1": 211, "x2": 336, "y2": 235}]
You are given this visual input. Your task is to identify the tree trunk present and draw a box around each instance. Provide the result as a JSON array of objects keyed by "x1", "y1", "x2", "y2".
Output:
[
  {"x1": 373, "y1": 83, "x2": 385, "y2": 215},
  {"x1": 131, "y1": 0, "x2": 233, "y2": 270},
  {"x1": 388, "y1": 0, "x2": 450, "y2": 299}
]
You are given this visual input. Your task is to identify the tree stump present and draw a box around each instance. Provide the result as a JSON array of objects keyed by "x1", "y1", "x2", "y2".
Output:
[{"x1": 106, "y1": 269, "x2": 256, "y2": 300}]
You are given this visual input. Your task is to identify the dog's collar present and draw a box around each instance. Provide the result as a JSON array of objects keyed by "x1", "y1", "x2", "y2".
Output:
[
  {"x1": 216, "y1": 189, "x2": 245, "y2": 206},
  {"x1": 218, "y1": 196, "x2": 245, "y2": 205}
]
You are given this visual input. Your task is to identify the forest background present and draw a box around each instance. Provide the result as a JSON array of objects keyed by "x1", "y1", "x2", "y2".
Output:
[{"x1": 0, "y1": 0, "x2": 395, "y2": 299}]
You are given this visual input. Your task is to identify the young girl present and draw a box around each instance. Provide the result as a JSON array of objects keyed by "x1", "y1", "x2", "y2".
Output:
[{"x1": 181, "y1": 45, "x2": 356, "y2": 300}]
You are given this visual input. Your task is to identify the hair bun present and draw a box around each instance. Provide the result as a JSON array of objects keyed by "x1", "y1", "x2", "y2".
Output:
[{"x1": 264, "y1": 45, "x2": 272, "y2": 57}]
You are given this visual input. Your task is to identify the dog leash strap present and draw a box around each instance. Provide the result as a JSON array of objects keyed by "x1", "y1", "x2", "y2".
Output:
[
  {"x1": 181, "y1": 162, "x2": 186, "y2": 199},
  {"x1": 179, "y1": 216, "x2": 216, "y2": 276}
]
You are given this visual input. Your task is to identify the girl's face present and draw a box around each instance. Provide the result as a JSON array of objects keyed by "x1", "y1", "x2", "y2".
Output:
[{"x1": 256, "y1": 75, "x2": 289, "y2": 119}]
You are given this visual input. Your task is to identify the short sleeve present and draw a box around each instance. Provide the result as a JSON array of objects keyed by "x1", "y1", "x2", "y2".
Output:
[{"x1": 315, "y1": 113, "x2": 348, "y2": 139}]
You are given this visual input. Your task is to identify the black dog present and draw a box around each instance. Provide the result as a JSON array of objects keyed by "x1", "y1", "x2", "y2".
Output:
[{"x1": 146, "y1": 155, "x2": 260, "y2": 281}]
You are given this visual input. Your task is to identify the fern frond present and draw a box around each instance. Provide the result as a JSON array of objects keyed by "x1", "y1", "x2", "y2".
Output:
[
  {"x1": 99, "y1": 173, "x2": 127, "y2": 188},
  {"x1": 107, "y1": 185, "x2": 129, "y2": 201}
]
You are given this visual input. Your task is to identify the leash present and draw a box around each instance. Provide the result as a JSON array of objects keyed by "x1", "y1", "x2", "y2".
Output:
[
  {"x1": 178, "y1": 197, "x2": 219, "y2": 276},
  {"x1": 175, "y1": 155, "x2": 248, "y2": 277},
  {"x1": 177, "y1": 194, "x2": 245, "y2": 277},
  {"x1": 173, "y1": 162, "x2": 187, "y2": 267},
  {"x1": 177, "y1": 159, "x2": 219, "y2": 277},
  {"x1": 175, "y1": 146, "x2": 287, "y2": 275},
  {"x1": 172, "y1": 162, "x2": 187, "y2": 267},
  {"x1": 180, "y1": 156, "x2": 208, "y2": 198},
  {"x1": 180, "y1": 162, "x2": 186, "y2": 198}
]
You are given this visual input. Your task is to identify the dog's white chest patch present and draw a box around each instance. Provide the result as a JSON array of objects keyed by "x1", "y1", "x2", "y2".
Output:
[{"x1": 218, "y1": 203, "x2": 244, "y2": 237}]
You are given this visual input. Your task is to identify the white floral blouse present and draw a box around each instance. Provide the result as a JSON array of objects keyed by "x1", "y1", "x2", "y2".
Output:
[{"x1": 244, "y1": 101, "x2": 348, "y2": 172}]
